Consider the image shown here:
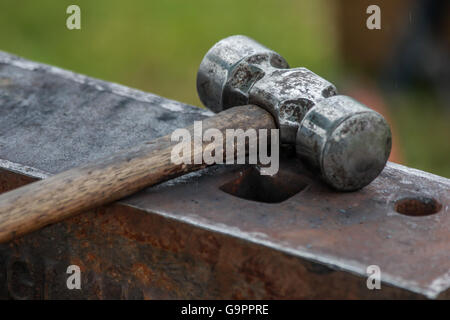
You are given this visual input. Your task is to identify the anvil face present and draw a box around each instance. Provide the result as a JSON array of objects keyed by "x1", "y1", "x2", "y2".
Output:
[{"x1": 0, "y1": 51, "x2": 449, "y2": 299}]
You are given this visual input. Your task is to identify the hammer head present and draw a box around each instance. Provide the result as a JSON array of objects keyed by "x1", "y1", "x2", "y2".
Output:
[
  {"x1": 197, "y1": 35, "x2": 289, "y2": 112},
  {"x1": 197, "y1": 35, "x2": 337, "y2": 143},
  {"x1": 297, "y1": 95, "x2": 392, "y2": 190},
  {"x1": 197, "y1": 35, "x2": 391, "y2": 191}
]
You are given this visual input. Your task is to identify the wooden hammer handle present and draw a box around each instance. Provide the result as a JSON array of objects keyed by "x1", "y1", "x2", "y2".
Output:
[{"x1": 0, "y1": 105, "x2": 276, "y2": 243}]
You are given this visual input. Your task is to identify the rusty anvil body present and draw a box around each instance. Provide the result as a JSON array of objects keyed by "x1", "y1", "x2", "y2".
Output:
[{"x1": 0, "y1": 52, "x2": 449, "y2": 299}]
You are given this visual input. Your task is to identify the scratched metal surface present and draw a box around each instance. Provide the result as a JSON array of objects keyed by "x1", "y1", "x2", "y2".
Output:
[
  {"x1": 0, "y1": 51, "x2": 449, "y2": 299},
  {"x1": 0, "y1": 51, "x2": 212, "y2": 175}
]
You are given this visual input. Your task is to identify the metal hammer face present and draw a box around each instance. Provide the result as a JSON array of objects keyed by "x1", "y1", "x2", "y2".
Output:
[{"x1": 197, "y1": 35, "x2": 392, "y2": 191}]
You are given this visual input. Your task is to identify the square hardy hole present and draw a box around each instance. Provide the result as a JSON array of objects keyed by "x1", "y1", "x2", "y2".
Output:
[{"x1": 220, "y1": 166, "x2": 309, "y2": 203}]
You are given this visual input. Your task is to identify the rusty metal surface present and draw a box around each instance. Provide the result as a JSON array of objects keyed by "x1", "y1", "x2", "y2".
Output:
[
  {"x1": 0, "y1": 52, "x2": 449, "y2": 299},
  {"x1": 127, "y1": 159, "x2": 450, "y2": 299}
]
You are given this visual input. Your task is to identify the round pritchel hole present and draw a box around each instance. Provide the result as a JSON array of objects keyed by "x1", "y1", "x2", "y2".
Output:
[{"x1": 394, "y1": 196, "x2": 442, "y2": 216}]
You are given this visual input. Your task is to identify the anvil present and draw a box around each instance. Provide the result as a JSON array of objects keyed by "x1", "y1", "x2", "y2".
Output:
[{"x1": 0, "y1": 52, "x2": 448, "y2": 299}]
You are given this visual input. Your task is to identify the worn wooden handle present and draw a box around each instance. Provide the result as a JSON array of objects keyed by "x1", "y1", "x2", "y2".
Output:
[{"x1": 0, "y1": 105, "x2": 276, "y2": 243}]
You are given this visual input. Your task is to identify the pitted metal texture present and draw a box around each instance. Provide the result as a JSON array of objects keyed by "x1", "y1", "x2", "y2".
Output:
[
  {"x1": 197, "y1": 35, "x2": 391, "y2": 190},
  {"x1": 297, "y1": 95, "x2": 392, "y2": 190},
  {"x1": 197, "y1": 35, "x2": 337, "y2": 144}
]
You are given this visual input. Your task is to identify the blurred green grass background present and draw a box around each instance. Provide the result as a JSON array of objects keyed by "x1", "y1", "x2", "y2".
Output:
[{"x1": 0, "y1": 0, "x2": 448, "y2": 177}]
